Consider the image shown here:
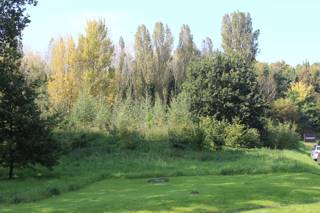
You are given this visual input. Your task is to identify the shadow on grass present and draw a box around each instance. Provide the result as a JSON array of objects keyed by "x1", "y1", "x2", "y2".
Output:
[
  {"x1": 0, "y1": 131, "x2": 319, "y2": 206},
  {"x1": 2, "y1": 173, "x2": 320, "y2": 213}
]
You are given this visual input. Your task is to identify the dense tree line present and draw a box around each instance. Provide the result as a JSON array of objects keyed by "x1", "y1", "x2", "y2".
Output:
[
  {"x1": 2, "y1": 2, "x2": 320, "y2": 178},
  {"x1": 23, "y1": 11, "x2": 320, "y2": 138}
]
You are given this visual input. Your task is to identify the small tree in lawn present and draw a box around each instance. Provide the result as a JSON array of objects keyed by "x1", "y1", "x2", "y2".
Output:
[{"x1": 0, "y1": 0, "x2": 60, "y2": 179}]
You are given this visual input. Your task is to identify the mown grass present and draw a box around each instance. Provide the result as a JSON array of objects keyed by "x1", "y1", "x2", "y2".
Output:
[
  {"x1": 2, "y1": 173, "x2": 320, "y2": 212},
  {"x1": 0, "y1": 131, "x2": 318, "y2": 206},
  {"x1": 245, "y1": 202, "x2": 320, "y2": 213}
]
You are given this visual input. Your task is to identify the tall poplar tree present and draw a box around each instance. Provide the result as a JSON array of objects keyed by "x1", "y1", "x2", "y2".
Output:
[
  {"x1": 78, "y1": 19, "x2": 114, "y2": 73},
  {"x1": 221, "y1": 11, "x2": 259, "y2": 62},
  {"x1": 134, "y1": 24, "x2": 154, "y2": 99},
  {"x1": 173, "y1": 24, "x2": 198, "y2": 93},
  {"x1": 78, "y1": 19, "x2": 115, "y2": 103},
  {"x1": 152, "y1": 22, "x2": 174, "y2": 103}
]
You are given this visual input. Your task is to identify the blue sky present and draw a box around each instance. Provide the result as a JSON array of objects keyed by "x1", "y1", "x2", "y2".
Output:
[{"x1": 23, "y1": 0, "x2": 320, "y2": 66}]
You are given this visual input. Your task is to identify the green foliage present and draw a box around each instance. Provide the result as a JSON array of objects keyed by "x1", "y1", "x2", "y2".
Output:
[
  {"x1": 255, "y1": 61, "x2": 296, "y2": 104},
  {"x1": 70, "y1": 89, "x2": 97, "y2": 128},
  {"x1": 94, "y1": 103, "x2": 112, "y2": 131},
  {"x1": 152, "y1": 95, "x2": 166, "y2": 128},
  {"x1": 0, "y1": 0, "x2": 37, "y2": 61},
  {"x1": 134, "y1": 24, "x2": 155, "y2": 98},
  {"x1": 78, "y1": 19, "x2": 114, "y2": 73},
  {"x1": 225, "y1": 121, "x2": 261, "y2": 148},
  {"x1": 221, "y1": 11, "x2": 259, "y2": 62},
  {"x1": 173, "y1": 24, "x2": 198, "y2": 93},
  {"x1": 200, "y1": 117, "x2": 261, "y2": 149},
  {"x1": 255, "y1": 62, "x2": 277, "y2": 103},
  {"x1": 271, "y1": 61, "x2": 296, "y2": 98},
  {"x1": 152, "y1": 22, "x2": 174, "y2": 103},
  {"x1": 111, "y1": 96, "x2": 140, "y2": 135},
  {"x1": 271, "y1": 98, "x2": 299, "y2": 123},
  {"x1": 140, "y1": 96, "x2": 153, "y2": 130},
  {"x1": 184, "y1": 52, "x2": 267, "y2": 131},
  {"x1": 240, "y1": 128, "x2": 261, "y2": 148},
  {"x1": 200, "y1": 117, "x2": 227, "y2": 150},
  {"x1": 167, "y1": 94, "x2": 202, "y2": 149},
  {"x1": 0, "y1": 0, "x2": 59, "y2": 179},
  {"x1": 300, "y1": 95, "x2": 320, "y2": 132},
  {"x1": 264, "y1": 119, "x2": 300, "y2": 149}
]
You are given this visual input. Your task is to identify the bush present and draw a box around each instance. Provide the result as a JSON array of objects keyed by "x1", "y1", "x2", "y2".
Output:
[
  {"x1": 167, "y1": 94, "x2": 203, "y2": 149},
  {"x1": 111, "y1": 97, "x2": 140, "y2": 135},
  {"x1": 95, "y1": 104, "x2": 112, "y2": 131},
  {"x1": 200, "y1": 117, "x2": 261, "y2": 149},
  {"x1": 200, "y1": 117, "x2": 227, "y2": 150},
  {"x1": 168, "y1": 126, "x2": 203, "y2": 149},
  {"x1": 151, "y1": 95, "x2": 166, "y2": 128},
  {"x1": 225, "y1": 121, "x2": 261, "y2": 148},
  {"x1": 264, "y1": 119, "x2": 300, "y2": 149},
  {"x1": 70, "y1": 89, "x2": 97, "y2": 128},
  {"x1": 271, "y1": 98, "x2": 299, "y2": 123},
  {"x1": 240, "y1": 128, "x2": 261, "y2": 148},
  {"x1": 224, "y1": 121, "x2": 244, "y2": 148},
  {"x1": 184, "y1": 52, "x2": 267, "y2": 131}
]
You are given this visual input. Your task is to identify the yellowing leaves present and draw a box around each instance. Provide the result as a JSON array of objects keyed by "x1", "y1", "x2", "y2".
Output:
[
  {"x1": 47, "y1": 19, "x2": 116, "y2": 111},
  {"x1": 288, "y1": 81, "x2": 313, "y2": 103},
  {"x1": 47, "y1": 37, "x2": 80, "y2": 112}
]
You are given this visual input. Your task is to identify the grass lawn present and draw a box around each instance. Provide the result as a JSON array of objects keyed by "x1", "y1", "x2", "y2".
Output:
[
  {"x1": 0, "y1": 132, "x2": 319, "y2": 212},
  {"x1": 245, "y1": 202, "x2": 320, "y2": 213},
  {"x1": 2, "y1": 172, "x2": 320, "y2": 212}
]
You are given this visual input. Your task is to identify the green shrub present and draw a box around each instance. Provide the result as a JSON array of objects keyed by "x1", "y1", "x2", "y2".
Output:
[
  {"x1": 151, "y1": 95, "x2": 166, "y2": 128},
  {"x1": 167, "y1": 94, "x2": 203, "y2": 149},
  {"x1": 111, "y1": 97, "x2": 140, "y2": 135},
  {"x1": 225, "y1": 121, "x2": 261, "y2": 148},
  {"x1": 168, "y1": 126, "x2": 203, "y2": 149},
  {"x1": 200, "y1": 117, "x2": 227, "y2": 150},
  {"x1": 240, "y1": 128, "x2": 261, "y2": 148},
  {"x1": 95, "y1": 104, "x2": 112, "y2": 131},
  {"x1": 70, "y1": 89, "x2": 97, "y2": 129},
  {"x1": 140, "y1": 96, "x2": 154, "y2": 131},
  {"x1": 224, "y1": 121, "x2": 243, "y2": 148},
  {"x1": 271, "y1": 98, "x2": 299, "y2": 123},
  {"x1": 200, "y1": 117, "x2": 261, "y2": 149},
  {"x1": 264, "y1": 119, "x2": 300, "y2": 149}
]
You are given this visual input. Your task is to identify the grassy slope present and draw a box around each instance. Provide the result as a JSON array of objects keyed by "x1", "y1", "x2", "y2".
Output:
[{"x1": 0, "y1": 132, "x2": 319, "y2": 212}]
